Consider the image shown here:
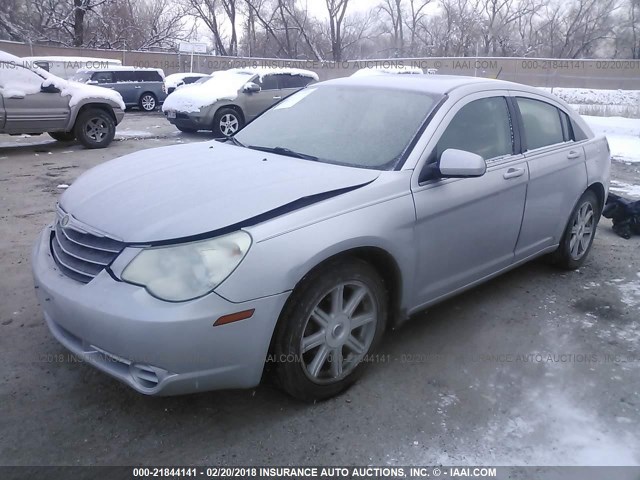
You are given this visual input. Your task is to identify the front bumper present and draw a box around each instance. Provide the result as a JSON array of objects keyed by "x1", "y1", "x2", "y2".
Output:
[
  {"x1": 114, "y1": 108, "x2": 125, "y2": 125},
  {"x1": 164, "y1": 111, "x2": 211, "y2": 130},
  {"x1": 32, "y1": 226, "x2": 289, "y2": 396}
]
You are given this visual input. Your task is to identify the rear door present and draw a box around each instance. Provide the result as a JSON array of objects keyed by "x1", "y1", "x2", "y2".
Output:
[
  {"x1": 411, "y1": 92, "x2": 529, "y2": 306},
  {"x1": 111, "y1": 71, "x2": 136, "y2": 105},
  {"x1": 276, "y1": 73, "x2": 313, "y2": 101},
  {"x1": 0, "y1": 62, "x2": 70, "y2": 133},
  {"x1": 511, "y1": 93, "x2": 588, "y2": 259}
]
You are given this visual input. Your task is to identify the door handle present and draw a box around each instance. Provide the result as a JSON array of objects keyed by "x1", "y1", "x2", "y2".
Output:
[
  {"x1": 567, "y1": 150, "x2": 581, "y2": 159},
  {"x1": 134, "y1": 86, "x2": 142, "y2": 89},
  {"x1": 272, "y1": 96, "x2": 282, "y2": 100},
  {"x1": 503, "y1": 168, "x2": 525, "y2": 179}
]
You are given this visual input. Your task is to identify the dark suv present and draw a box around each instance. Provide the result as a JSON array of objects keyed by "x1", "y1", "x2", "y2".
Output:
[{"x1": 72, "y1": 67, "x2": 167, "y2": 112}]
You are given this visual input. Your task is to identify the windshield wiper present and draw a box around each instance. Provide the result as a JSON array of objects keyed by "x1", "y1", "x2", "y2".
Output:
[
  {"x1": 247, "y1": 145, "x2": 318, "y2": 161},
  {"x1": 216, "y1": 136, "x2": 246, "y2": 147}
]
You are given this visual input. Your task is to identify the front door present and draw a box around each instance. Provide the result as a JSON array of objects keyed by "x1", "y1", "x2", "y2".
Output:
[
  {"x1": 0, "y1": 62, "x2": 69, "y2": 134},
  {"x1": 411, "y1": 94, "x2": 528, "y2": 307},
  {"x1": 243, "y1": 74, "x2": 282, "y2": 121}
]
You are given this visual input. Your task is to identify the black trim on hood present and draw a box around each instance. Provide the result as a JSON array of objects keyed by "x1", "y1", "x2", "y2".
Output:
[{"x1": 128, "y1": 179, "x2": 376, "y2": 248}]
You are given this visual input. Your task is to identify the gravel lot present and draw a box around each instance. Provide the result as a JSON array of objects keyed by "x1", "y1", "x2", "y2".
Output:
[{"x1": 1, "y1": 112, "x2": 639, "y2": 466}]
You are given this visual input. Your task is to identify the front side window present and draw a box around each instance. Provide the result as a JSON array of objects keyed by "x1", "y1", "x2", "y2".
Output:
[
  {"x1": 0, "y1": 62, "x2": 44, "y2": 94},
  {"x1": 257, "y1": 74, "x2": 278, "y2": 90},
  {"x1": 517, "y1": 97, "x2": 564, "y2": 150},
  {"x1": 235, "y1": 85, "x2": 438, "y2": 170},
  {"x1": 435, "y1": 97, "x2": 513, "y2": 161}
]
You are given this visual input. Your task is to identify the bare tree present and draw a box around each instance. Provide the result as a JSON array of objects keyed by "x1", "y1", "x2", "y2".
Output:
[
  {"x1": 186, "y1": 0, "x2": 238, "y2": 55},
  {"x1": 378, "y1": 0, "x2": 404, "y2": 56},
  {"x1": 326, "y1": 0, "x2": 349, "y2": 61}
]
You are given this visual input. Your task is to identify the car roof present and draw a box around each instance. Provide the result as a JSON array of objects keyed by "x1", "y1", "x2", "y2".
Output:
[{"x1": 320, "y1": 74, "x2": 537, "y2": 96}]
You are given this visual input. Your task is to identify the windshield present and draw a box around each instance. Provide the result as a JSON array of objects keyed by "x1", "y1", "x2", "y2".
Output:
[
  {"x1": 70, "y1": 71, "x2": 92, "y2": 83},
  {"x1": 234, "y1": 85, "x2": 438, "y2": 170}
]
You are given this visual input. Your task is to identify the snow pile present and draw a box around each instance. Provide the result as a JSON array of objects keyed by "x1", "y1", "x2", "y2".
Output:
[
  {"x1": 0, "y1": 50, "x2": 125, "y2": 110},
  {"x1": 583, "y1": 115, "x2": 640, "y2": 163},
  {"x1": 541, "y1": 88, "x2": 640, "y2": 118},
  {"x1": 351, "y1": 66, "x2": 424, "y2": 77},
  {"x1": 162, "y1": 70, "x2": 254, "y2": 113},
  {"x1": 164, "y1": 72, "x2": 209, "y2": 90},
  {"x1": 227, "y1": 67, "x2": 319, "y2": 81}
]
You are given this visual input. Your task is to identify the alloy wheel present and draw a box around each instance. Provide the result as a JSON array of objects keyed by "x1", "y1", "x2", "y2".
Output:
[
  {"x1": 569, "y1": 201, "x2": 594, "y2": 260},
  {"x1": 141, "y1": 95, "x2": 156, "y2": 111},
  {"x1": 300, "y1": 281, "x2": 378, "y2": 384},
  {"x1": 85, "y1": 118, "x2": 109, "y2": 143},
  {"x1": 219, "y1": 114, "x2": 239, "y2": 136}
]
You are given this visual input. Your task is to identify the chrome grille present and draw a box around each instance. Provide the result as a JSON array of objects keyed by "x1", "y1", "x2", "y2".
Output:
[{"x1": 50, "y1": 212, "x2": 124, "y2": 284}]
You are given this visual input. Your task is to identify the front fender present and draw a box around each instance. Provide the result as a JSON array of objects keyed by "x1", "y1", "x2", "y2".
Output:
[{"x1": 215, "y1": 189, "x2": 417, "y2": 311}]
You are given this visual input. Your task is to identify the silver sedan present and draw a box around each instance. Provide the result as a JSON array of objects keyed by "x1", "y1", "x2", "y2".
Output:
[{"x1": 32, "y1": 75, "x2": 610, "y2": 400}]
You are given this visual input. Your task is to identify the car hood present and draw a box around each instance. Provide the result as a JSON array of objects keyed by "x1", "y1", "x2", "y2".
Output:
[{"x1": 59, "y1": 142, "x2": 380, "y2": 243}]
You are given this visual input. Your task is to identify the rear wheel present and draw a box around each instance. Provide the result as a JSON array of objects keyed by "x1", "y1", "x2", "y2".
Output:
[
  {"x1": 213, "y1": 108, "x2": 243, "y2": 137},
  {"x1": 274, "y1": 258, "x2": 387, "y2": 401},
  {"x1": 74, "y1": 109, "x2": 116, "y2": 149},
  {"x1": 139, "y1": 93, "x2": 157, "y2": 112},
  {"x1": 551, "y1": 190, "x2": 600, "y2": 270},
  {"x1": 48, "y1": 131, "x2": 75, "y2": 142}
]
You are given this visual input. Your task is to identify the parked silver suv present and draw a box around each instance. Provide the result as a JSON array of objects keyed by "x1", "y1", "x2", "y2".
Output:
[
  {"x1": 71, "y1": 66, "x2": 166, "y2": 112},
  {"x1": 0, "y1": 51, "x2": 125, "y2": 149},
  {"x1": 162, "y1": 67, "x2": 318, "y2": 136}
]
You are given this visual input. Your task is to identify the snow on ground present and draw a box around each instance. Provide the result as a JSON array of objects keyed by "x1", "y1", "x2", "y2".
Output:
[
  {"x1": 542, "y1": 88, "x2": 640, "y2": 118},
  {"x1": 583, "y1": 115, "x2": 640, "y2": 164},
  {"x1": 610, "y1": 180, "x2": 640, "y2": 198}
]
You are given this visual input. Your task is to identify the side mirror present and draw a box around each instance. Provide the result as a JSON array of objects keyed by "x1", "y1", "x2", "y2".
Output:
[
  {"x1": 41, "y1": 83, "x2": 61, "y2": 94},
  {"x1": 438, "y1": 149, "x2": 486, "y2": 178},
  {"x1": 243, "y1": 82, "x2": 261, "y2": 94},
  {"x1": 86, "y1": 80, "x2": 98, "y2": 85}
]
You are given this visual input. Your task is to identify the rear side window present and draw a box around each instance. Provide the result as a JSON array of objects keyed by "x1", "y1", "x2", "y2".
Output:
[
  {"x1": 517, "y1": 97, "x2": 564, "y2": 150},
  {"x1": 137, "y1": 70, "x2": 163, "y2": 82},
  {"x1": 92, "y1": 71, "x2": 114, "y2": 83},
  {"x1": 279, "y1": 74, "x2": 312, "y2": 89},
  {"x1": 114, "y1": 71, "x2": 136, "y2": 82},
  {"x1": 435, "y1": 97, "x2": 513, "y2": 161}
]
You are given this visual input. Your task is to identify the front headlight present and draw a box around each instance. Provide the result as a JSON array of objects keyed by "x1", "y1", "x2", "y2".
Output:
[{"x1": 121, "y1": 231, "x2": 252, "y2": 302}]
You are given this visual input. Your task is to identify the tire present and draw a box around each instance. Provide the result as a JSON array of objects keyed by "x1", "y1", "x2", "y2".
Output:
[
  {"x1": 274, "y1": 258, "x2": 388, "y2": 401},
  {"x1": 74, "y1": 109, "x2": 116, "y2": 149},
  {"x1": 48, "y1": 131, "x2": 76, "y2": 142},
  {"x1": 551, "y1": 190, "x2": 600, "y2": 270},
  {"x1": 139, "y1": 93, "x2": 157, "y2": 112},
  {"x1": 177, "y1": 126, "x2": 198, "y2": 133},
  {"x1": 213, "y1": 108, "x2": 243, "y2": 137}
]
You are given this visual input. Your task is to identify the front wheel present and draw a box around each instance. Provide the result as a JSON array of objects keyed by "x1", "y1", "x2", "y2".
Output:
[
  {"x1": 551, "y1": 190, "x2": 600, "y2": 270},
  {"x1": 139, "y1": 93, "x2": 157, "y2": 112},
  {"x1": 74, "y1": 109, "x2": 116, "y2": 149},
  {"x1": 274, "y1": 258, "x2": 388, "y2": 401},
  {"x1": 48, "y1": 131, "x2": 76, "y2": 142},
  {"x1": 213, "y1": 108, "x2": 243, "y2": 137}
]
